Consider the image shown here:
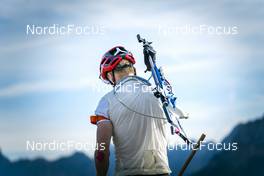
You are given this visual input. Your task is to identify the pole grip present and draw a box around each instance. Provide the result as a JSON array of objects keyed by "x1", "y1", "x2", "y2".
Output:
[{"x1": 178, "y1": 133, "x2": 206, "y2": 176}]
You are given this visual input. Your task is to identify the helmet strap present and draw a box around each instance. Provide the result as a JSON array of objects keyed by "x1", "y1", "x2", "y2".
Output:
[
  {"x1": 111, "y1": 70, "x2": 116, "y2": 86},
  {"x1": 133, "y1": 67, "x2": 137, "y2": 76}
]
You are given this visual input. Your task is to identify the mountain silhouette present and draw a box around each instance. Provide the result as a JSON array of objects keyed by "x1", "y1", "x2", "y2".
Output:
[
  {"x1": 0, "y1": 151, "x2": 95, "y2": 176},
  {"x1": 0, "y1": 150, "x2": 10, "y2": 172},
  {"x1": 191, "y1": 114, "x2": 264, "y2": 176}
]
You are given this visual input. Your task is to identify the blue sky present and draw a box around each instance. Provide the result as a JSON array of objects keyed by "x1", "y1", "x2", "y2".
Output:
[{"x1": 0, "y1": 0, "x2": 263, "y2": 160}]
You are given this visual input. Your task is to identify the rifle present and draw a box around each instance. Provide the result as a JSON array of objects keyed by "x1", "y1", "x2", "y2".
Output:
[{"x1": 137, "y1": 34, "x2": 206, "y2": 176}]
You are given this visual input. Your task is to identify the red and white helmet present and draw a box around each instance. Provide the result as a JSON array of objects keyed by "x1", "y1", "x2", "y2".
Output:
[{"x1": 99, "y1": 46, "x2": 136, "y2": 83}]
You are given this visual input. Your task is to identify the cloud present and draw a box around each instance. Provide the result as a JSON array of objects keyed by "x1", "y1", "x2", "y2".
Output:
[{"x1": 0, "y1": 79, "x2": 90, "y2": 97}]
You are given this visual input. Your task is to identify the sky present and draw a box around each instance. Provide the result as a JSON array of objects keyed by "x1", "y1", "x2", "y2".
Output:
[{"x1": 0, "y1": 0, "x2": 263, "y2": 161}]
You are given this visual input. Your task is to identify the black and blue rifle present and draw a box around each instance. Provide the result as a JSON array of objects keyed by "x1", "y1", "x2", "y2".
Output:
[{"x1": 137, "y1": 34, "x2": 206, "y2": 176}]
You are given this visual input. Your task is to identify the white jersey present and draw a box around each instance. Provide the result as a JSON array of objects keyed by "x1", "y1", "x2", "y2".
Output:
[{"x1": 95, "y1": 76, "x2": 171, "y2": 176}]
